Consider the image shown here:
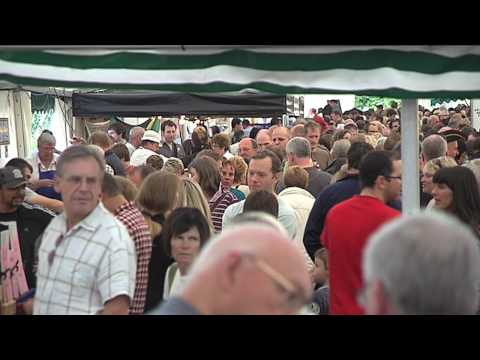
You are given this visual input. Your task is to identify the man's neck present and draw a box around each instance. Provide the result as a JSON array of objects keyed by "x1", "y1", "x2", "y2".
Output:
[
  {"x1": 295, "y1": 157, "x2": 314, "y2": 168},
  {"x1": 39, "y1": 155, "x2": 53, "y2": 167},
  {"x1": 360, "y1": 187, "x2": 386, "y2": 203},
  {"x1": 103, "y1": 195, "x2": 128, "y2": 215},
  {"x1": 66, "y1": 204, "x2": 98, "y2": 231}
]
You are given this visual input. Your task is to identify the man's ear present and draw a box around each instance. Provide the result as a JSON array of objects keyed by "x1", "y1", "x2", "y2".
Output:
[{"x1": 217, "y1": 251, "x2": 244, "y2": 292}]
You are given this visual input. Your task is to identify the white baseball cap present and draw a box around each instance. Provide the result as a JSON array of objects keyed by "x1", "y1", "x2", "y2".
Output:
[{"x1": 141, "y1": 130, "x2": 161, "y2": 144}]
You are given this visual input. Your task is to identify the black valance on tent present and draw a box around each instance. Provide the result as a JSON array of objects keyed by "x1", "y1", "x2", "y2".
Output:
[{"x1": 72, "y1": 92, "x2": 287, "y2": 117}]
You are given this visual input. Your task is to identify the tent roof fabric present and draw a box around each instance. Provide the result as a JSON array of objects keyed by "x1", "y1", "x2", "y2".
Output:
[{"x1": 2, "y1": 46, "x2": 480, "y2": 97}]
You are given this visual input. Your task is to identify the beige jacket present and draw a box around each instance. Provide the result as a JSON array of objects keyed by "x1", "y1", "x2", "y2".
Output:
[{"x1": 278, "y1": 187, "x2": 315, "y2": 271}]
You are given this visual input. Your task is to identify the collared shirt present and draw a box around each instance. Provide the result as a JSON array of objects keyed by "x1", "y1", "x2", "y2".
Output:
[
  {"x1": 149, "y1": 296, "x2": 201, "y2": 315},
  {"x1": 222, "y1": 196, "x2": 298, "y2": 239},
  {"x1": 26, "y1": 153, "x2": 60, "y2": 181},
  {"x1": 209, "y1": 185, "x2": 239, "y2": 233},
  {"x1": 34, "y1": 203, "x2": 136, "y2": 315},
  {"x1": 114, "y1": 201, "x2": 152, "y2": 315}
]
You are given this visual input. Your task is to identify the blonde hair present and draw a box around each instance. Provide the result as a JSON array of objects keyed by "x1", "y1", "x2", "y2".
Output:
[
  {"x1": 284, "y1": 166, "x2": 309, "y2": 189},
  {"x1": 423, "y1": 156, "x2": 457, "y2": 175},
  {"x1": 222, "y1": 156, "x2": 248, "y2": 185},
  {"x1": 180, "y1": 178, "x2": 214, "y2": 232},
  {"x1": 114, "y1": 175, "x2": 137, "y2": 202},
  {"x1": 163, "y1": 157, "x2": 185, "y2": 176},
  {"x1": 136, "y1": 171, "x2": 183, "y2": 237}
]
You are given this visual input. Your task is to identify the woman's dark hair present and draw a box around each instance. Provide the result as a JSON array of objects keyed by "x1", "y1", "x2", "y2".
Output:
[
  {"x1": 189, "y1": 156, "x2": 221, "y2": 199},
  {"x1": 211, "y1": 125, "x2": 221, "y2": 137},
  {"x1": 249, "y1": 126, "x2": 261, "y2": 140},
  {"x1": 433, "y1": 166, "x2": 480, "y2": 233},
  {"x1": 163, "y1": 207, "x2": 211, "y2": 257},
  {"x1": 243, "y1": 190, "x2": 279, "y2": 218}
]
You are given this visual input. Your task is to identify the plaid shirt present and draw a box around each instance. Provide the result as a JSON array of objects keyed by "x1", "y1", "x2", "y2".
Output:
[
  {"x1": 34, "y1": 203, "x2": 136, "y2": 315},
  {"x1": 115, "y1": 201, "x2": 152, "y2": 315}
]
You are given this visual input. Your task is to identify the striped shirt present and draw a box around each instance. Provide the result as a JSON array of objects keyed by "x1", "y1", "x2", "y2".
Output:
[
  {"x1": 34, "y1": 203, "x2": 136, "y2": 315},
  {"x1": 114, "y1": 201, "x2": 152, "y2": 315},
  {"x1": 209, "y1": 187, "x2": 239, "y2": 233}
]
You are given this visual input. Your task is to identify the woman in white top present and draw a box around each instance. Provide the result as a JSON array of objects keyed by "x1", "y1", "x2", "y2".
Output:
[{"x1": 162, "y1": 207, "x2": 212, "y2": 299}]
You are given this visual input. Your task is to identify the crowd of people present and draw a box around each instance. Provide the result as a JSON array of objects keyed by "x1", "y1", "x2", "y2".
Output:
[{"x1": 2, "y1": 100, "x2": 480, "y2": 315}]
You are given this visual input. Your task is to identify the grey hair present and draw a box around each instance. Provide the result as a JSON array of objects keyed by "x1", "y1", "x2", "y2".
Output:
[
  {"x1": 129, "y1": 126, "x2": 145, "y2": 140},
  {"x1": 56, "y1": 145, "x2": 106, "y2": 178},
  {"x1": 37, "y1": 132, "x2": 56, "y2": 146},
  {"x1": 331, "y1": 139, "x2": 351, "y2": 160},
  {"x1": 286, "y1": 137, "x2": 311, "y2": 158},
  {"x1": 421, "y1": 134, "x2": 448, "y2": 161},
  {"x1": 363, "y1": 212, "x2": 480, "y2": 315}
]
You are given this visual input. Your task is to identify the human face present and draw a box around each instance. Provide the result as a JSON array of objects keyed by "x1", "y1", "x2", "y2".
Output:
[
  {"x1": 55, "y1": 157, "x2": 103, "y2": 224},
  {"x1": 163, "y1": 125, "x2": 177, "y2": 144},
  {"x1": 38, "y1": 142, "x2": 55, "y2": 163},
  {"x1": 107, "y1": 129, "x2": 121, "y2": 143},
  {"x1": 171, "y1": 227, "x2": 202, "y2": 272},
  {"x1": 272, "y1": 128, "x2": 290, "y2": 151},
  {"x1": 248, "y1": 157, "x2": 276, "y2": 192},
  {"x1": 368, "y1": 124, "x2": 379, "y2": 135},
  {"x1": 144, "y1": 141, "x2": 160, "y2": 152},
  {"x1": 384, "y1": 160, "x2": 402, "y2": 202},
  {"x1": 0, "y1": 184, "x2": 26, "y2": 211},
  {"x1": 239, "y1": 140, "x2": 256, "y2": 162},
  {"x1": 432, "y1": 182, "x2": 454, "y2": 210},
  {"x1": 391, "y1": 121, "x2": 400, "y2": 132},
  {"x1": 23, "y1": 167, "x2": 32, "y2": 183},
  {"x1": 306, "y1": 128, "x2": 321, "y2": 147},
  {"x1": 211, "y1": 143, "x2": 226, "y2": 157},
  {"x1": 421, "y1": 166, "x2": 435, "y2": 194},
  {"x1": 311, "y1": 257, "x2": 328, "y2": 286},
  {"x1": 256, "y1": 133, "x2": 272, "y2": 151},
  {"x1": 221, "y1": 164, "x2": 235, "y2": 188},
  {"x1": 447, "y1": 141, "x2": 459, "y2": 159}
]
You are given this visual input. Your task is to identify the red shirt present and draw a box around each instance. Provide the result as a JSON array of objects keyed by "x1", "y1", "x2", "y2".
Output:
[
  {"x1": 321, "y1": 195, "x2": 400, "y2": 315},
  {"x1": 313, "y1": 115, "x2": 329, "y2": 132}
]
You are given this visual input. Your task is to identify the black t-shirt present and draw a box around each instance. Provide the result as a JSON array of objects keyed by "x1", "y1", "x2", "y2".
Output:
[{"x1": 0, "y1": 204, "x2": 54, "y2": 289}]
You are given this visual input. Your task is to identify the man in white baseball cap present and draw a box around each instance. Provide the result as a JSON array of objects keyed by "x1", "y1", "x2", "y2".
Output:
[{"x1": 130, "y1": 130, "x2": 167, "y2": 167}]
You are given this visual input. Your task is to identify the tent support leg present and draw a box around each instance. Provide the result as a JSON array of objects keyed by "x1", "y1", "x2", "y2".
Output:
[{"x1": 401, "y1": 98, "x2": 420, "y2": 215}]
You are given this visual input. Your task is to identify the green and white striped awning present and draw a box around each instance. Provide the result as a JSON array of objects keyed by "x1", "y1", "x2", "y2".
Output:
[{"x1": 1, "y1": 45, "x2": 480, "y2": 97}]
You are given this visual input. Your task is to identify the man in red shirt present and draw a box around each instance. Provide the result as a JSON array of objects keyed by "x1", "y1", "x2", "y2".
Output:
[{"x1": 321, "y1": 151, "x2": 402, "y2": 315}]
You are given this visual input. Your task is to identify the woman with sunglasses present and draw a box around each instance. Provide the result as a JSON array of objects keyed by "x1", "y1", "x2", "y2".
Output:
[{"x1": 432, "y1": 166, "x2": 480, "y2": 238}]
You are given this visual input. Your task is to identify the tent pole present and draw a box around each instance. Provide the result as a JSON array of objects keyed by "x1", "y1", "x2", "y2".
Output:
[{"x1": 401, "y1": 98, "x2": 420, "y2": 215}]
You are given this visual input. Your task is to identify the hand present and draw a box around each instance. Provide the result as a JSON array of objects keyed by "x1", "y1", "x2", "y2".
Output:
[{"x1": 35, "y1": 179, "x2": 56, "y2": 188}]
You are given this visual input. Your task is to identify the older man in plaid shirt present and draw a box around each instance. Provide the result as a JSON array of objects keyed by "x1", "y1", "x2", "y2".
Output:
[
  {"x1": 101, "y1": 173, "x2": 152, "y2": 314},
  {"x1": 34, "y1": 146, "x2": 136, "y2": 315}
]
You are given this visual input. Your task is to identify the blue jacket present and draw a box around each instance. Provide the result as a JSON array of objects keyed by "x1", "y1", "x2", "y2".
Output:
[{"x1": 303, "y1": 174, "x2": 402, "y2": 260}]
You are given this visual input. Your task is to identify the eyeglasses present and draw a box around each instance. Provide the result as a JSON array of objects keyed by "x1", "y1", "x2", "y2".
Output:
[{"x1": 244, "y1": 253, "x2": 311, "y2": 310}]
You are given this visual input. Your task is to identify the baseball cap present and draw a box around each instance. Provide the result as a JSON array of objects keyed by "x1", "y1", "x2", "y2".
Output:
[
  {"x1": 141, "y1": 130, "x2": 161, "y2": 144},
  {"x1": 0, "y1": 166, "x2": 27, "y2": 189}
]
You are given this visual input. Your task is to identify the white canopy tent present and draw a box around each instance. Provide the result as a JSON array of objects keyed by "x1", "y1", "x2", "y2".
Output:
[{"x1": 2, "y1": 45, "x2": 480, "y2": 212}]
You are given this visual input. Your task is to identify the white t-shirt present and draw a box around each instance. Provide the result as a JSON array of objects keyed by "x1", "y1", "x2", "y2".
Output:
[{"x1": 163, "y1": 265, "x2": 189, "y2": 300}]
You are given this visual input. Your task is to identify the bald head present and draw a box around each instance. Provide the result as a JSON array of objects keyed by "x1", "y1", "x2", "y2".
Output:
[
  {"x1": 290, "y1": 124, "x2": 306, "y2": 138},
  {"x1": 256, "y1": 129, "x2": 272, "y2": 151},
  {"x1": 183, "y1": 224, "x2": 312, "y2": 315}
]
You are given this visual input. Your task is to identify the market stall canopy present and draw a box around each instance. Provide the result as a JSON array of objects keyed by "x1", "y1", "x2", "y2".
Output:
[
  {"x1": 1, "y1": 46, "x2": 480, "y2": 97},
  {"x1": 72, "y1": 92, "x2": 287, "y2": 117}
]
